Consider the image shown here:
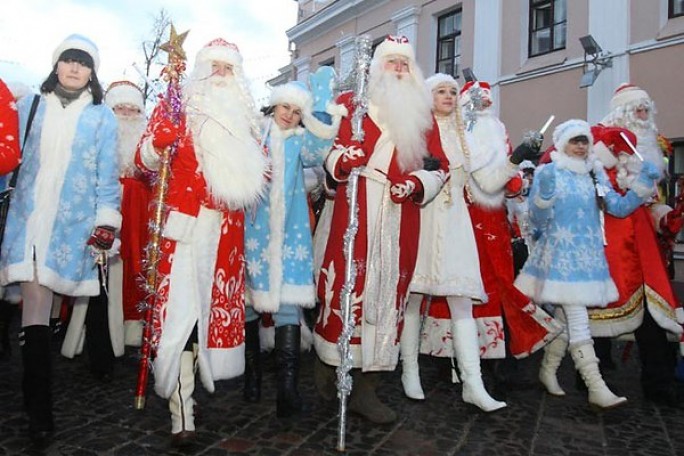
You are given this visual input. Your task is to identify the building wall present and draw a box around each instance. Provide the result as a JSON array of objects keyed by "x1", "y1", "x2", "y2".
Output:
[{"x1": 287, "y1": 0, "x2": 684, "y2": 144}]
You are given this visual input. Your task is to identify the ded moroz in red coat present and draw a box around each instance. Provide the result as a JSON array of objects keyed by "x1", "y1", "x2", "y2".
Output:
[
  {"x1": 135, "y1": 99, "x2": 266, "y2": 398},
  {"x1": 313, "y1": 92, "x2": 448, "y2": 371},
  {"x1": 587, "y1": 125, "x2": 683, "y2": 339}
]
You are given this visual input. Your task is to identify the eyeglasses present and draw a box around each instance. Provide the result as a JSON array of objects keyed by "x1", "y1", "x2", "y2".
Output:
[{"x1": 568, "y1": 136, "x2": 590, "y2": 145}]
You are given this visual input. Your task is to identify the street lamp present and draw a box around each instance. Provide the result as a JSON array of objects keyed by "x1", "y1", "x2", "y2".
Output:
[{"x1": 579, "y1": 35, "x2": 613, "y2": 88}]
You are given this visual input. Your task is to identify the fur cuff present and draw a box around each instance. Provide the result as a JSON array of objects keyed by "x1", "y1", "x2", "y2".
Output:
[
  {"x1": 162, "y1": 210, "x2": 197, "y2": 243},
  {"x1": 302, "y1": 101, "x2": 347, "y2": 140},
  {"x1": 676, "y1": 307, "x2": 684, "y2": 325},
  {"x1": 139, "y1": 138, "x2": 161, "y2": 171},
  {"x1": 95, "y1": 206, "x2": 122, "y2": 230},
  {"x1": 324, "y1": 145, "x2": 347, "y2": 182},
  {"x1": 411, "y1": 169, "x2": 446, "y2": 205},
  {"x1": 629, "y1": 181, "x2": 654, "y2": 199},
  {"x1": 533, "y1": 193, "x2": 555, "y2": 209}
]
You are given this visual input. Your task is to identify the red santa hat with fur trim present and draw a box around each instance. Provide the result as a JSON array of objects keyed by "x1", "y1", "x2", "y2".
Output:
[
  {"x1": 610, "y1": 83, "x2": 651, "y2": 111},
  {"x1": 105, "y1": 81, "x2": 145, "y2": 113},
  {"x1": 195, "y1": 38, "x2": 243, "y2": 68},
  {"x1": 459, "y1": 80, "x2": 492, "y2": 107}
]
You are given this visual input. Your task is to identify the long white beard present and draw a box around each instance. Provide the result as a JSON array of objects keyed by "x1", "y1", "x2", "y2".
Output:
[
  {"x1": 467, "y1": 110, "x2": 508, "y2": 164},
  {"x1": 117, "y1": 116, "x2": 146, "y2": 177},
  {"x1": 186, "y1": 77, "x2": 267, "y2": 209},
  {"x1": 635, "y1": 130, "x2": 665, "y2": 179},
  {"x1": 368, "y1": 71, "x2": 432, "y2": 172}
]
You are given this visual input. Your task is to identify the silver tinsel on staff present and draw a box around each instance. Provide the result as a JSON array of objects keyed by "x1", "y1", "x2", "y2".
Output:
[{"x1": 336, "y1": 34, "x2": 372, "y2": 452}]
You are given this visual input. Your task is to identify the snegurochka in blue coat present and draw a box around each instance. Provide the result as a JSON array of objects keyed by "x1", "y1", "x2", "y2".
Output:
[
  {"x1": 243, "y1": 69, "x2": 346, "y2": 418},
  {"x1": 515, "y1": 119, "x2": 659, "y2": 410},
  {"x1": 0, "y1": 34, "x2": 120, "y2": 444}
]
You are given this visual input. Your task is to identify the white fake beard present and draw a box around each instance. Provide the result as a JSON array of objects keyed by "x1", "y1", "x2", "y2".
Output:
[
  {"x1": 469, "y1": 110, "x2": 507, "y2": 154},
  {"x1": 635, "y1": 131, "x2": 666, "y2": 179},
  {"x1": 368, "y1": 70, "x2": 432, "y2": 172},
  {"x1": 186, "y1": 76, "x2": 267, "y2": 208},
  {"x1": 117, "y1": 115, "x2": 146, "y2": 177}
]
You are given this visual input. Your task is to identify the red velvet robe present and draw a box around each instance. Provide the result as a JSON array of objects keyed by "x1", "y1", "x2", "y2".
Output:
[{"x1": 313, "y1": 92, "x2": 448, "y2": 371}]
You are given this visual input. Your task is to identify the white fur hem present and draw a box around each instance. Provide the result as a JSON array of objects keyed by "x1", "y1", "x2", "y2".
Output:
[
  {"x1": 95, "y1": 206, "x2": 122, "y2": 230},
  {"x1": 124, "y1": 320, "x2": 144, "y2": 347},
  {"x1": 162, "y1": 210, "x2": 197, "y2": 243},
  {"x1": 515, "y1": 273, "x2": 618, "y2": 307},
  {"x1": 248, "y1": 284, "x2": 316, "y2": 313},
  {"x1": 0, "y1": 262, "x2": 99, "y2": 296}
]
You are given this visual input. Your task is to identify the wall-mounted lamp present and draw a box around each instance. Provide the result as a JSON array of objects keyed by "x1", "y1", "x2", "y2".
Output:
[{"x1": 579, "y1": 35, "x2": 613, "y2": 88}]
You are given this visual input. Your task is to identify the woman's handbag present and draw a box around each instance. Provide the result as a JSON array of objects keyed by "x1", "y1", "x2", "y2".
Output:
[{"x1": 0, "y1": 94, "x2": 40, "y2": 251}]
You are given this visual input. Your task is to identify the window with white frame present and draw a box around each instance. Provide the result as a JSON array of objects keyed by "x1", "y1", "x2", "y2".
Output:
[
  {"x1": 529, "y1": 0, "x2": 567, "y2": 57},
  {"x1": 435, "y1": 9, "x2": 462, "y2": 78}
]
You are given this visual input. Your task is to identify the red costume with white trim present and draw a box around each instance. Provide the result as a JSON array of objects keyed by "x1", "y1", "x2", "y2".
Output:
[{"x1": 313, "y1": 92, "x2": 448, "y2": 371}]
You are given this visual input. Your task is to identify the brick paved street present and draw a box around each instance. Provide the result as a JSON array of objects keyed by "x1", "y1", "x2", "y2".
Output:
[{"x1": 1, "y1": 319, "x2": 684, "y2": 455}]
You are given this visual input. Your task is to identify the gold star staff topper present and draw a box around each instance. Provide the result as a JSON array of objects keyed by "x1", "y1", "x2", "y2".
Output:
[
  {"x1": 160, "y1": 24, "x2": 189, "y2": 82},
  {"x1": 160, "y1": 24, "x2": 189, "y2": 62}
]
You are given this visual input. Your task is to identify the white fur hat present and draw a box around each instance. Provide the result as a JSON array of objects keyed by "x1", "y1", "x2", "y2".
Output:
[
  {"x1": 553, "y1": 119, "x2": 593, "y2": 154},
  {"x1": 372, "y1": 35, "x2": 416, "y2": 64},
  {"x1": 52, "y1": 34, "x2": 100, "y2": 72},
  {"x1": 425, "y1": 73, "x2": 459, "y2": 92},
  {"x1": 610, "y1": 83, "x2": 651, "y2": 111},
  {"x1": 105, "y1": 81, "x2": 144, "y2": 112},
  {"x1": 269, "y1": 81, "x2": 313, "y2": 115},
  {"x1": 195, "y1": 38, "x2": 243, "y2": 68}
]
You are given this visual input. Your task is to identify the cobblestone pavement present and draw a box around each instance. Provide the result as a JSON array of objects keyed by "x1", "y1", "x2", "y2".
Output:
[{"x1": 1, "y1": 320, "x2": 684, "y2": 455}]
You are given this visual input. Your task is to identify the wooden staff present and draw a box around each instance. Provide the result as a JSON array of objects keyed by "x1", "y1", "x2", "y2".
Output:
[
  {"x1": 134, "y1": 24, "x2": 189, "y2": 410},
  {"x1": 336, "y1": 34, "x2": 372, "y2": 453}
]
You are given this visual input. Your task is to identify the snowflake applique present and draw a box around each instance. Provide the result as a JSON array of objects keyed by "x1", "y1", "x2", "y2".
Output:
[
  {"x1": 294, "y1": 244, "x2": 309, "y2": 261},
  {"x1": 247, "y1": 259, "x2": 263, "y2": 277},
  {"x1": 245, "y1": 238, "x2": 259, "y2": 251}
]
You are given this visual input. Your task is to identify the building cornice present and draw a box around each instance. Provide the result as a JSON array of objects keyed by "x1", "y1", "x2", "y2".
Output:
[
  {"x1": 498, "y1": 36, "x2": 684, "y2": 86},
  {"x1": 287, "y1": 0, "x2": 391, "y2": 44}
]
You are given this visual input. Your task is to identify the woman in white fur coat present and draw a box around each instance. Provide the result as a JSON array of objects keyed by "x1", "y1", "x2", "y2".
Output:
[
  {"x1": 243, "y1": 70, "x2": 345, "y2": 418},
  {"x1": 515, "y1": 119, "x2": 658, "y2": 409},
  {"x1": 0, "y1": 34, "x2": 120, "y2": 444}
]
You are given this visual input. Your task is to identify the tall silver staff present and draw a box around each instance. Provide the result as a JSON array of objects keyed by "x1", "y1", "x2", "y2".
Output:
[{"x1": 336, "y1": 34, "x2": 372, "y2": 452}]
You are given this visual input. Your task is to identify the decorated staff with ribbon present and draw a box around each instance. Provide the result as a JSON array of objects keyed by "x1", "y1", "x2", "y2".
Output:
[
  {"x1": 133, "y1": 30, "x2": 267, "y2": 446},
  {"x1": 313, "y1": 35, "x2": 448, "y2": 426}
]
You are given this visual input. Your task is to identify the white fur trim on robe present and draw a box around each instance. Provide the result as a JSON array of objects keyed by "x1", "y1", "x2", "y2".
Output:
[
  {"x1": 163, "y1": 210, "x2": 198, "y2": 243},
  {"x1": 515, "y1": 272, "x2": 619, "y2": 307}
]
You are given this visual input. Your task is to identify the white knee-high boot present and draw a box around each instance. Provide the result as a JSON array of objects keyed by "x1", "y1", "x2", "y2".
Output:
[
  {"x1": 169, "y1": 350, "x2": 196, "y2": 439},
  {"x1": 539, "y1": 335, "x2": 568, "y2": 396},
  {"x1": 400, "y1": 296, "x2": 425, "y2": 400},
  {"x1": 452, "y1": 319, "x2": 506, "y2": 412},
  {"x1": 570, "y1": 340, "x2": 627, "y2": 409}
]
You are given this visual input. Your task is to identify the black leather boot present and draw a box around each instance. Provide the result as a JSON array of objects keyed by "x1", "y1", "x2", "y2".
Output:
[
  {"x1": 21, "y1": 325, "x2": 54, "y2": 445},
  {"x1": 275, "y1": 325, "x2": 303, "y2": 418},
  {"x1": 243, "y1": 319, "x2": 262, "y2": 402},
  {"x1": 0, "y1": 300, "x2": 15, "y2": 360}
]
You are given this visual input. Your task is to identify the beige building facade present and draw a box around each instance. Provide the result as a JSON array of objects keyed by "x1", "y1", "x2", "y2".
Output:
[{"x1": 285, "y1": 0, "x2": 684, "y2": 165}]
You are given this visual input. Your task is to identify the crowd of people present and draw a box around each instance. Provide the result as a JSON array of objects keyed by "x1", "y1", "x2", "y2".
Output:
[{"x1": 0, "y1": 31, "x2": 682, "y2": 448}]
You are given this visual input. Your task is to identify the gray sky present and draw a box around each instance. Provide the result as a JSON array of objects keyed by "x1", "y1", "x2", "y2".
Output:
[{"x1": 0, "y1": 0, "x2": 298, "y2": 104}]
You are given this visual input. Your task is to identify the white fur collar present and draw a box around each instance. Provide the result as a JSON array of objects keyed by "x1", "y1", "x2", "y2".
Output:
[{"x1": 551, "y1": 150, "x2": 595, "y2": 174}]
